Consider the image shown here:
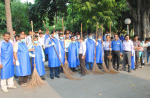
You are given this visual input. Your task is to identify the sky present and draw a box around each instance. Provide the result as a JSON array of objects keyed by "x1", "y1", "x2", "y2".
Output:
[{"x1": 20, "y1": 0, "x2": 35, "y2": 4}]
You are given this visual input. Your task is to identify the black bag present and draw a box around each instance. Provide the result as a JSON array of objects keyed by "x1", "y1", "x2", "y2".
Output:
[{"x1": 147, "y1": 46, "x2": 150, "y2": 54}]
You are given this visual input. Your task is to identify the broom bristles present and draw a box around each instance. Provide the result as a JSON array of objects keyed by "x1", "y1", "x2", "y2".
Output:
[
  {"x1": 64, "y1": 60, "x2": 75, "y2": 75},
  {"x1": 83, "y1": 66, "x2": 91, "y2": 74},
  {"x1": 108, "y1": 62, "x2": 119, "y2": 74},
  {"x1": 102, "y1": 62, "x2": 112, "y2": 73},
  {"x1": 26, "y1": 68, "x2": 46, "y2": 89},
  {"x1": 92, "y1": 61, "x2": 104, "y2": 74},
  {"x1": 62, "y1": 65, "x2": 81, "y2": 80}
]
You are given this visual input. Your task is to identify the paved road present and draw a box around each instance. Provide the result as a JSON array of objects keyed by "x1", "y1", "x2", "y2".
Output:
[{"x1": 0, "y1": 62, "x2": 150, "y2": 98}]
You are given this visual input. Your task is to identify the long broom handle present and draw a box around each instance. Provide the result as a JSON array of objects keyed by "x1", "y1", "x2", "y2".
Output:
[
  {"x1": 42, "y1": 21, "x2": 63, "y2": 65},
  {"x1": 62, "y1": 18, "x2": 66, "y2": 59},
  {"x1": 94, "y1": 22, "x2": 98, "y2": 59},
  {"x1": 81, "y1": 23, "x2": 82, "y2": 37},
  {"x1": 31, "y1": 21, "x2": 36, "y2": 67}
]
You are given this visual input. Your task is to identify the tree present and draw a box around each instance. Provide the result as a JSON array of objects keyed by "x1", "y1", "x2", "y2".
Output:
[
  {"x1": 5, "y1": 0, "x2": 13, "y2": 39},
  {"x1": 65, "y1": 0, "x2": 128, "y2": 34},
  {"x1": 126, "y1": 0, "x2": 150, "y2": 39}
]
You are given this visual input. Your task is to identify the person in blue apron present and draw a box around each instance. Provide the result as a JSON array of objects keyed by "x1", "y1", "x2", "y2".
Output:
[
  {"x1": 96, "y1": 35, "x2": 103, "y2": 69},
  {"x1": 28, "y1": 36, "x2": 46, "y2": 80},
  {"x1": 131, "y1": 50, "x2": 135, "y2": 70},
  {"x1": 44, "y1": 29, "x2": 50, "y2": 61},
  {"x1": 68, "y1": 37, "x2": 78, "y2": 72},
  {"x1": 76, "y1": 34, "x2": 80, "y2": 71},
  {"x1": 0, "y1": 32, "x2": 16, "y2": 93},
  {"x1": 84, "y1": 33, "x2": 95, "y2": 70},
  {"x1": 59, "y1": 33, "x2": 65, "y2": 73},
  {"x1": 45, "y1": 31, "x2": 61, "y2": 79},
  {"x1": 14, "y1": 34, "x2": 31, "y2": 87}
]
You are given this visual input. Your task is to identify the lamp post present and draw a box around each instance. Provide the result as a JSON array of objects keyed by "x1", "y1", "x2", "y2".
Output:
[{"x1": 124, "y1": 18, "x2": 131, "y2": 35}]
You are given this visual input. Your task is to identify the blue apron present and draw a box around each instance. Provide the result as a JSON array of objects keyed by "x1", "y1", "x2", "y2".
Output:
[
  {"x1": 59, "y1": 40, "x2": 65, "y2": 65},
  {"x1": 1, "y1": 42, "x2": 14, "y2": 79},
  {"x1": 32, "y1": 45, "x2": 45, "y2": 76},
  {"x1": 76, "y1": 41, "x2": 80, "y2": 65},
  {"x1": 48, "y1": 38, "x2": 60, "y2": 67},
  {"x1": 16, "y1": 42, "x2": 31, "y2": 76},
  {"x1": 131, "y1": 52, "x2": 135, "y2": 70},
  {"x1": 85, "y1": 38, "x2": 95, "y2": 62},
  {"x1": 44, "y1": 35, "x2": 49, "y2": 54},
  {"x1": 68, "y1": 43, "x2": 77, "y2": 68},
  {"x1": 96, "y1": 41, "x2": 103, "y2": 63}
]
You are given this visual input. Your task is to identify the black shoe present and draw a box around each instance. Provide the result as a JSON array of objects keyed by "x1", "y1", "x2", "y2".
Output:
[
  {"x1": 55, "y1": 76, "x2": 60, "y2": 78},
  {"x1": 41, "y1": 77, "x2": 46, "y2": 80},
  {"x1": 50, "y1": 77, "x2": 54, "y2": 79},
  {"x1": 128, "y1": 70, "x2": 131, "y2": 73}
]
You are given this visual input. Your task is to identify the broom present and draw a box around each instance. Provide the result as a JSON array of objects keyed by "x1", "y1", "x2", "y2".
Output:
[
  {"x1": 100, "y1": 24, "x2": 111, "y2": 73},
  {"x1": 80, "y1": 23, "x2": 91, "y2": 74},
  {"x1": 107, "y1": 50, "x2": 119, "y2": 74},
  {"x1": 92, "y1": 22, "x2": 104, "y2": 74},
  {"x1": 26, "y1": 21, "x2": 45, "y2": 89},
  {"x1": 42, "y1": 21, "x2": 80, "y2": 80},
  {"x1": 62, "y1": 19, "x2": 75, "y2": 75},
  {"x1": 107, "y1": 22, "x2": 118, "y2": 74}
]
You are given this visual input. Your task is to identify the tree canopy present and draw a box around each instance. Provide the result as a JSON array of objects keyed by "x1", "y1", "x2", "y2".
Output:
[{"x1": 0, "y1": 0, "x2": 150, "y2": 38}]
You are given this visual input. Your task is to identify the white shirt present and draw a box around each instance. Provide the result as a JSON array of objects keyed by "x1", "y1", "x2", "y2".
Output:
[
  {"x1": 26, "y1": 35, "x2": 32, "y2": 45},
  {"x1": 38, "y1": 36, "x2": 44, "y2": 47},
  {"x1": 79, "y1": 41, "x2": 86, "y2": 56},
  {"x1": 123, "y1": 40, "x2": 134, "y2": 54}
]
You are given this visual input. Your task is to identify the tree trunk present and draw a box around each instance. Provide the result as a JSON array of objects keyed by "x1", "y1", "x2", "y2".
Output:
[
  {"x1": 5, "y1": 0, "x2": 13, "y2": 40},
  {"x1": 137, "y1": 0, "x2": 141, "y2": 36},
  {"x1": 141, "y1": 10, "x2": 147, "y2": 40}
]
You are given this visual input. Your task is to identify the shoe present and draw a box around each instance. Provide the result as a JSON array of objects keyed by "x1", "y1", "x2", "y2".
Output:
[
  {"x1": 128, "y1": 71, "x2": 131, "y2": 73},
  {"x1": 134, "y1": 68, "x2": 138, "y2": 71},
  {"x1": 7, "y1": 85, "x2": 16, "y2": 89},
  {"x1": 41, "y1": 77, "x2": 46, "y2": 80},
  {"x1": 55, "y1": 76, "x2": 60, "y2": 78},
  {"x1": 50, "y1": 77, "x2": 54, "y2": 79},
  {"x1": 2, "y1": 88, "x2": 8, "y2": 93}
]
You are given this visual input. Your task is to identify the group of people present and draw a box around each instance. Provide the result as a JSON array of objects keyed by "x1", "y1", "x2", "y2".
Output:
[{"x1": 0, "y1": 28, "x2": 149, "y2": 93}]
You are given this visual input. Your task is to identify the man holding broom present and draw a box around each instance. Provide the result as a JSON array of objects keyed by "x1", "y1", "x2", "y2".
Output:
[
  {"x1": 59, "y1": 33, "x2": 65, "y2": 73},
  {"x1": 84, "y1": 33, "x2": 96, "y2": 70},
  {"x1": 68, "y1": 37, "x2": 78, "y2": 72},
  {"x1": 0, "y1": 32, "x2": 16, "y2": 93},
  {"x1": 28, "y1": 35, "x2": 46, "y2": 80},
  {"x1": 96, "y1": 35, "x2": 103, "y2": 69},
  {"x1": 13, "y1": 34, "x2": 31, "y2": 86},
  {"x1": 45, "y1": 31, "x2": 61, "y2": 79}
]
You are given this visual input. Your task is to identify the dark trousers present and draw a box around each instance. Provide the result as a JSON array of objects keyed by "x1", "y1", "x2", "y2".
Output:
[
  {"x1": 30, "y1": 57, "x2": 33, "y2": 74},
  {"x1": 79, "y1": 54, "x2": 86, "y2": 75},
  {"x1": 112, "y1": 51, "x2": 120, "y2": 69},
  {"x1": 97, "y1": 63, "x2": 102, "y2": 69},
  {"x1": 45, "y1": 54, "x2": 48, "y2": 61},
  {"x1": 19, "y1": 76, "x2": 28, "y2": 85},
  {"x1": 66, "y1": 52, "x2": 68, "y2": 60},
  {"x1": 104, "y1": 50, "x2": 110, "y2": 68},
  {"x1": 50, "y1": 67, "x2": 59, "y2": 78},
  {"x1": 135, "y1": 51, "x2": 139, "y2": 69}
]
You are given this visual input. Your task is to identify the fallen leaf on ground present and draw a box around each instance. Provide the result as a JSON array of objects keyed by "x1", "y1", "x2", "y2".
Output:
[{"x1": 99, "y1": 94, "x2": 102, "y2": 95}]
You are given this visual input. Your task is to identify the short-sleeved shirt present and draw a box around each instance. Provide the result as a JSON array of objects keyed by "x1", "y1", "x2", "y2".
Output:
[{"x1": 133, "y1": 40, "x2": 141, "y2": 51}]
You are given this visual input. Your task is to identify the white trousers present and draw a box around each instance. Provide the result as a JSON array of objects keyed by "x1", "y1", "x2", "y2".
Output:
[{"x1": 1, "y1": 77, "x2": 14, "y2": 89}]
